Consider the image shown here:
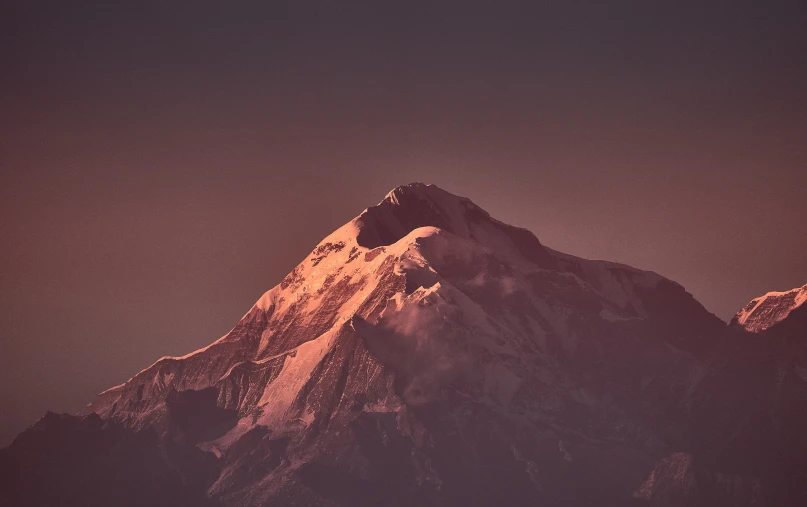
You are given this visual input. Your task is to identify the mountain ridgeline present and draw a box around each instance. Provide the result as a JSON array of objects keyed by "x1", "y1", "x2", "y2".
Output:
[{"x1": 2, "y1": 183, "x2": 805, "y2": 507}]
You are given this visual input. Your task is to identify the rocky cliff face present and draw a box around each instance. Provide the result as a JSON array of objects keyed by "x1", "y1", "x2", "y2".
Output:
[{"x1": 2, "y1": 184, "x2": 804, "y2": 507}]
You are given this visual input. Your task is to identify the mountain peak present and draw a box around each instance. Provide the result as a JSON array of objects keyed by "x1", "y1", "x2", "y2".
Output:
[
  {"x1": 351, "y1": 183, "x2": 561, "y2": 272},
  {"x1": 7, "y1": 183, "x2": 765, "y2": 507},
  {"x1": 382, "y1": 181, "x2": 438, "y2": 202},
  {"x1": 354, "y1": 183, "x2": 482, "y2": 249},
  {"x1": 731, "y1": 283, "x2": 807, "y2": 333},
  {"x1": 379, "y1": 182, "x2": 475, "y2": 211}
]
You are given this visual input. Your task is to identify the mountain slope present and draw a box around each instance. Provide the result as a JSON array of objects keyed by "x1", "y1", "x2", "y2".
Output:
[{"x1": 2, "y1": 183, "x2": 802, "y2": 507}]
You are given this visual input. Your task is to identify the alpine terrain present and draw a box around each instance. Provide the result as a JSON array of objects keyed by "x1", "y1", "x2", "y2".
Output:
[{"x1": 1, "y1": 183, "x2": 805, "y2": 507}]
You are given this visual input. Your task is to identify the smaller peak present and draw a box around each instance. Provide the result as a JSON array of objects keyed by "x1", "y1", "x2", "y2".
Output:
[{"x1": 732, "y1": 282, "x2": 807, "y2": 333}]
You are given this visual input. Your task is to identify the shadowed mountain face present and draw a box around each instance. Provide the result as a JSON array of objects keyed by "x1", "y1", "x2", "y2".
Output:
[{"x1": 2, "y1": 183, "x2": 805, "y2": 507}]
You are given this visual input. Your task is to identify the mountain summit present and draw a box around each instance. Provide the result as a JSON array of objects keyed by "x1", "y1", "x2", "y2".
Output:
[
  {"x1": 2, "y1": 184, "x2": 805, "y2": 507},
  {"x1": 731, "y1": 284, "x2": 807, "y2": 333}
]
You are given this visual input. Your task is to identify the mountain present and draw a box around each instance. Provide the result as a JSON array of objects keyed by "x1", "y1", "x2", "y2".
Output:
[
  {"x1": 686, "y1": 283, "x2": 807, "y2": 506},
  {"x1": 731, "y1": 284, "x2": 807, "y2": 334},
  {"x1": 1, "y1": 183, "x2": 804, "y2": 507}
]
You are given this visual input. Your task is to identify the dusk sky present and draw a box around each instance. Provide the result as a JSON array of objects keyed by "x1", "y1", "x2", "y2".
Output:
[{"x1": 1, "y1": 1, "x2": 805, "y2": 445}]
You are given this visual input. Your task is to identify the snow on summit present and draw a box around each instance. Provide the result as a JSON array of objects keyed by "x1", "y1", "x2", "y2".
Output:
[{"x1": 732, "y1": 283, "x2": 807, "y2": 333}]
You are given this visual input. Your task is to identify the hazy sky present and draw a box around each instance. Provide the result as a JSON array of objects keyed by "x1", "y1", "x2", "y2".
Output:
[{"x1": 1, "y1": 1, "x2": 805, "y2": 445}]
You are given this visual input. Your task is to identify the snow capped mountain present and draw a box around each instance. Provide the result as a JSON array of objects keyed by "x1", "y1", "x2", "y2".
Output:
[
  {"x1": 2, "y1": 183, "x2": 805, "y2": 507},
  {"x1": 731, "y1": 284, "x2": 807, "y2": 333},
  {"x1": 85, "y1": 183, "x2": 721, "y2": 443}
]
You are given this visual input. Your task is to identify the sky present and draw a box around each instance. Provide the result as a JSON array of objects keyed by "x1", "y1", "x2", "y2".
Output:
[{"x1": 1, "y1": 1, "x2": 805, "y2": 445}]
